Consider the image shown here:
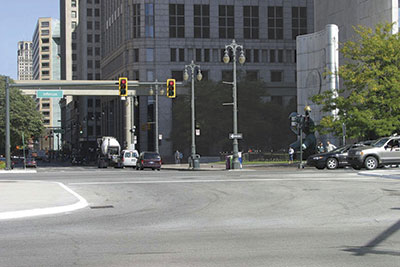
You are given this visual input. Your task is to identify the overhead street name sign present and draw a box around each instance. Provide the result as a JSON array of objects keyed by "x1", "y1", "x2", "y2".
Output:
[
  {"x1": 36, "y1": 90, "x2": 63, "y2": 98},
  {"x1": 229, "y1": 133, "x2": 243, "y2": 139}
]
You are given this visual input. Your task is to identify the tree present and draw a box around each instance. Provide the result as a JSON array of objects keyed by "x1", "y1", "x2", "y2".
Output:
[
  {"x1": 0, "y1": 76, "x2": 44, "y2": 153},
  {"x1": 312, "y1": 23, "x2": 400, "y2": 140},
  {"x1": 171, "y1": 79, "x2": 295, "y2": 155}
]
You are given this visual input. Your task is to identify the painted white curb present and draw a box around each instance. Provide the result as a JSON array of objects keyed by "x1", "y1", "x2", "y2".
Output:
[{"x1": 0, "y1": 181, "x2": 88, "y2": 220}]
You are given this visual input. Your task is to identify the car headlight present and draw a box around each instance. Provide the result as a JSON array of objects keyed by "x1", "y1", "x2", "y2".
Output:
[
  {"x1": 355, "y1": 151, "x2": 364, "y2": 156},
  {"x1": 313, "y1": 156, "x2": 324, "y2": 160}
]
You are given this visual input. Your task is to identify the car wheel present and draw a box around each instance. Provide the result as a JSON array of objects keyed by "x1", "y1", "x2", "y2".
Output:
[
  {"x1": 326, "y1": 158, "x2": 338, "y2": 169},
  {"x1": 364, "y1": 156, "x2": 378, "y2": 170},
  {"x1": 352, "y1": 165, "x2": 362, "y2": 170}
]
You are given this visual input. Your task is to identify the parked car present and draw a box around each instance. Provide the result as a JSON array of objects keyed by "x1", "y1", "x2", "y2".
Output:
[
  {"x1": 136, "y1": 151, "x2": 162, "y2": 170},
  {"x1": 348, "y1": 135, "x2": 400, "y2": 170},
  {"x1": 121, "y1": 149, "x2": 139, "y2": 168},
  {"x1": 307, "y1": 144, "x2": 355, "y2": 169},
  {"x1": 0, "y1": 157, "x2": 15, "y2": 169},
  {"x1": 25, "y1": 157, "x2": 37, "y2": 168}
]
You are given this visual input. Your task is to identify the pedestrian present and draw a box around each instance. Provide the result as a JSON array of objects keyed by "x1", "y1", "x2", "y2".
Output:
[
  {"x1": 326, "y1": 141, "x2": 337, "y2": 152},
  {"x1": 174, "y1": 150, "x2": 180, "y2": 164},
  {"x1": 288, "y1": 147, "x2": 294, "y2": 164},
  {"x1": 317, "y1": 141, "x2": 325, "y2": 153}
]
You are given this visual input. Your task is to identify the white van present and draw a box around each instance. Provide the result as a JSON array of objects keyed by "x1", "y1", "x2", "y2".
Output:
[{"x1": 121, "y1": 150, "x2": 139, "y2": 168}]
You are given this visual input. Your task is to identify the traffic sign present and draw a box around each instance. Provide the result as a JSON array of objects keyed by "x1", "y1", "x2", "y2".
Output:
[
  {"x1": 36, "y1": 90, "x2": 63, "y2": 98},
  {"x1": 229, "y1": 133, "x2": 243, "y2": 139},
  {"x1": 53, "y1": 129, "x2": 65, "y2": 134}
]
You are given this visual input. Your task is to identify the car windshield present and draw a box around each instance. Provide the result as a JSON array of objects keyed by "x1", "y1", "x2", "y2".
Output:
[
  {"x1": 124, "y1": 152, "x2": 131, "y2": 157},
  {"x1": 372, "y1": 138, "x2": 390, "y2": 147},
  {"x1": 143, "y1": 153, "x2": 160, "y2": 159},
  {"x1": 329, "y1": 145, "x2": 350, "y2": 153}
]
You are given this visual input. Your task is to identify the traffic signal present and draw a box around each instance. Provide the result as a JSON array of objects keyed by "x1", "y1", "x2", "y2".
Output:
[
  {"x1": 167, "y1": 79, "x2": 176, "y2": 98},
  {"x1": 119, "y1": 77, "x2": 128, "y2": 97}
]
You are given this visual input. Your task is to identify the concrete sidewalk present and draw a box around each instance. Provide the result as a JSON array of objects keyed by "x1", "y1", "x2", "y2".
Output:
[{"x1": 0, "y1": 180, "x2": 88, "y2": 220}]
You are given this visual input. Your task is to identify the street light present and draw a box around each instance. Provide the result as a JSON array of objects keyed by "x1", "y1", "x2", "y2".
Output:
[
  {"x1": 184, "y1": 60, "x2": 202, "y2": 169},
  {"x1": 224, "y1": 39, "x2": 245, "y2": 169}
]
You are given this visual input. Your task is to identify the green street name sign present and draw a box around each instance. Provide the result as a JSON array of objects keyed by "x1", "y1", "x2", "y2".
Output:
[{"x1": 36, "y1": 90, "x2": 63, "y2": 98}]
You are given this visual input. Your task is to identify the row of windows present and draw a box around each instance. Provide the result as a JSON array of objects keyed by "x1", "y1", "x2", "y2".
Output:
[
  {"x1": 87, "y1": 34, "x2": 101, "y2": 42},
  {"x1": 167, "y1": 4, "x2": 307, "y2": 40},
  {"x1": 126, "y1": 69, "x2": 290, "y2": 83},
  {"x1": 87, "y1": 21, "x2": 101, "y2": 30}
]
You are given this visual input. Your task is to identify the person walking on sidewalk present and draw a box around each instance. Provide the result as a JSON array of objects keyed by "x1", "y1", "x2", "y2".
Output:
[
  {"x1": 326, "y1": 141, "x2": 337, "y2": 152},
  {"x1": 175, "y1": 150, "x2": 181, "y2": 164},
  {"x1": 288, "y1": 147, "x2": 294, "y2": 164}
]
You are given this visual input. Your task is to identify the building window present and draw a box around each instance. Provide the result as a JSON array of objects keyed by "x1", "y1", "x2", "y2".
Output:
[
  {"x1": 95, "y1": 34, "x2": 100, "y2": 42},
  {"x1": 171, "y1": 71, "x2": 184, "y2": 81},
  {"x1": 42, "y1": 103, "x2": 50, "y2": 109},
  {"x1": 253, "y1": 49, "x2": 259, "y2": 63},
  {"x1": 204, "y1": 49, "x2": 210, "y2": 62},
  {"x1": 268, "y1": 7, "x2": 283, "y2": 40},
  {"x1": 194, "y1": 5, "x2": 210, "y2": 38},
  {"x1": 246, "y1": 71, "x2": 258, "y2": 81},
  {"x1": 245, "y1": 49, "x2": 252, "y2": 63},
  {"x1": 243, "y1": 6, "x2": 259, "y2": 39},
  {"x1": 95, "y1": 47, "x2": 100, "y2": 56},
  {"x1": 88, "y1": 99, "x2": 93, "y2": 107},
  {"x1": 72, "y1": 11, "x2": 77, "y2": 18},
  {"x1": 42, "y1": 38, "x2": 49, "y2": 43},
  {"x1": 95, "y1": 60, "x2": 100, "y2": 68},
  {"x1": 87, "y1": 47, "x2": 93, "y2": 56},
  {"x1": 72, "y1": 22, "x2": 77, "y2": 30},
  {"x1": 87, "y1": 60, "x2": 93, "y2": 69},
  {"x1": 42, "y1": 54, "x2": 49, "y2": 60},
  {"x1": 87, "y1": 8, "x2": 92, "y2": 16},
  {"x1": 169, "y1": 4, "x2": 185, "y2": 38},
  {"x1": 71, "y1": 0, "x2": 76, "y2": 7},
  {"x1": 41, "y1": 62, "x2": 49, "y2": 68},
  {"x1": 196, "y1": 49, "x2": 202, "y2": 62},
  {"x1": 95, "y1": 21, "x2": 100, "y2": 30},
  {"x1": 87, "y1": 34, "x2": 92, "y2": 42},
  {"x1": 278, "y1": 49, "x2": 283, "y2": 63},
  {"x1": 271, "y1": 70, "x2": 283, "y2": 82},
  {"x1": 292, "y1": 7, "x2": 307, "y2": 40},
  {"x1": 87, "y1": 21, "x2": 92, "y2": 30},
  {"x1": 41, "y1": 70, "x2": 49, "y2": 75},
  {"x1": 41, "y1": 21, "x2": 49, "y2": 27},
  {"x1": 41, "y1": 46, "x2": 49, "y2": 52},
  {"x1": 269, "y1": 50, "x2": 276, "y2": 63},
  {"x1": 179, "y1": 48, "x2": 185, "y2": 62},
  {"x1": 170, "y1": 48, "x2": 176, "y2": 62},
  {"x1": 146, "y1": 48, "x2": 154, "y2": 62},
  {"x1": 219, "y1": 5, "x2": 234, "y2": 39},
  {"x1": 95, "y1": 9, "x2": 100, "y2": 17},
  {"x1": 133, "y1": 48, "x2": 139, "y2": 62},
  {"x1": 145, "y1": 4, "x2": 154, "y2": 38},
  {"x1": 132, "y1": 4, "x2": 141, "y2": 38}
]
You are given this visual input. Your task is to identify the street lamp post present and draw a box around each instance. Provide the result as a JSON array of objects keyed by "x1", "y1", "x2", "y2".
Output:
[
  {"x1": 184, "y1": 60, "x2": 202, "y2": 169},
  {"x1": 149, "y1": 80, "x2": 165, "y2": 154},
  {"x1": 223, "y1": 40, "x2": 245, "y2": 169}
]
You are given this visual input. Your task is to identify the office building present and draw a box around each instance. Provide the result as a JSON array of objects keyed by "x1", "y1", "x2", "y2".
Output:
[
  {"x1": 32, "y1": 17, "x2": 62, "y2": 153},
  {"x1": 17, "y1": 41, "x2": 33, "y2": 80},
  {"x1": 100, "y1": 0, "x2": 314, "y2": 159}
]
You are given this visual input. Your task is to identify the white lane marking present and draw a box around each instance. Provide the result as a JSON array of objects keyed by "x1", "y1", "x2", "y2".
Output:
[
  {"x1": 70, "y1": 176, "x2": 378, "y2": 185},
  {"x1": 0, "y1": 181, "x2": 88, "y2": 220}
]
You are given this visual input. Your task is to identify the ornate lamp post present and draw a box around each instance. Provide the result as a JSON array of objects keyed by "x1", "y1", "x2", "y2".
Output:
[
  {"x1": 223, "y1": 40, "x2": 245, "y2": 169},
  {"x1": 184, "y1": 60, "x2": 202, "y2": 169}
]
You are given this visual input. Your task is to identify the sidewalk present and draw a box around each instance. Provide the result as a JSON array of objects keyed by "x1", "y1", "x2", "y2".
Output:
[{"x1": 0, "y1": 180, "x2": 88, "y2": 220}]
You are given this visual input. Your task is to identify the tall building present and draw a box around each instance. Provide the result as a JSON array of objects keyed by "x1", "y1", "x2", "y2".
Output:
[
  {"x1": 60, "y1": 0, "x2": 79, "y2": 155},
  {"x1": 32, "y1": 17, "x2": 62, "y2": 153},
  {"x1": 315, "y1": 0, "x2": 398, "y2": 45},
  {"x1": 17, "y1": 41, "x2": 33, "y2": 80},
  {"x1": 100, "y1": 0, "x2": 314, "y2": 159}
]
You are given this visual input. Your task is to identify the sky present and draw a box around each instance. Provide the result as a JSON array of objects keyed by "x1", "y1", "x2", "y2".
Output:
[{"x1": 0, "y1": 0, "x2": 59, "y2": 80}]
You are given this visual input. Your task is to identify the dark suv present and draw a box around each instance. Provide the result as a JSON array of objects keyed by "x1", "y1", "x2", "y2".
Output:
[
  {"x1": 136, "y1": 152, "x2": 162, "y2": 171},
  {"x1": 348, "y1": 136, "x2": 400, "y2": 170}
]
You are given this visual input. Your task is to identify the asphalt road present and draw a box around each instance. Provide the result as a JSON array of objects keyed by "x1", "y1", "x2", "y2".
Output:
[{"x1": 0, "y1": 167, "x2": 399, "y2": 266}]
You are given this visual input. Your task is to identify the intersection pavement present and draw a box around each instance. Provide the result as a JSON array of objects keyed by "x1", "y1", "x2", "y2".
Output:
[{"x1": 1, "y1": 164, "x2": 399, "y2": 221}]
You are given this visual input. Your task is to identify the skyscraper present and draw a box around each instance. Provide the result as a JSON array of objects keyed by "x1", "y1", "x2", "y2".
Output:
[{"x1": 17, "y1": 41, "x2": 33, "y2": 80}]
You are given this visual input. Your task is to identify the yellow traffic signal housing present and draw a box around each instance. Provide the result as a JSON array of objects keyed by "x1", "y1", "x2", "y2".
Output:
[
  {"x1": 119, "y1": 77, "x2": 128, "y2": 96},
  {"x1": 167, "y1": 79, "x2": 176, "y2": 98}
]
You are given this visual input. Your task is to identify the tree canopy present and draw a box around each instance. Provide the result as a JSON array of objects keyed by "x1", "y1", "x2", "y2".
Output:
[
  {"x1": 0, "y1": 76, "x2": 44, "y2": 153},
  {"x1": 171, "y1": 79, "x2": 295, "y2": 155},
  {"x1": 312, "y1": 23, "x2": 400, "y2": 140}
]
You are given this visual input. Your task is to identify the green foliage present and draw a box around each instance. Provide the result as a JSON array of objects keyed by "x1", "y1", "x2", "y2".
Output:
[
  {"x1": 171, "y1": 80, "x2": 295, "y2": 155},
  {"x1": 0, "y1": 76, "x2": 44, "y2": 153},
  {"x1": 312, "y1": 23, "x2": 400, "y2": 140}
]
